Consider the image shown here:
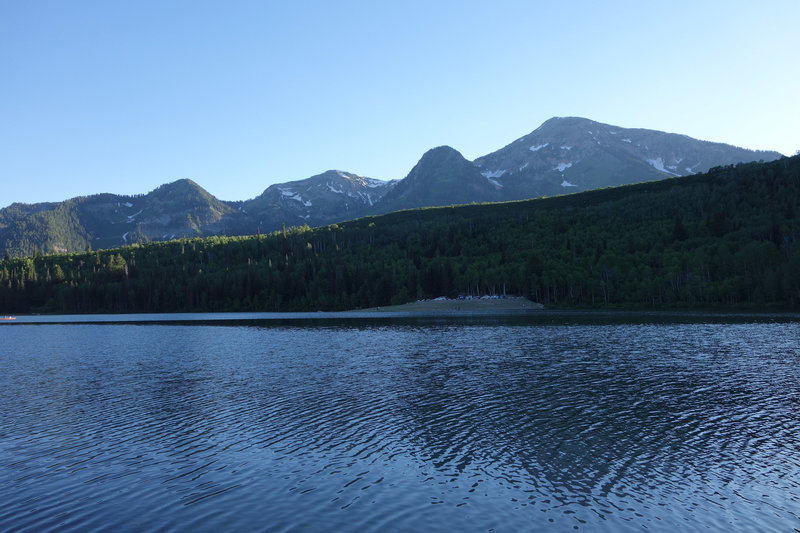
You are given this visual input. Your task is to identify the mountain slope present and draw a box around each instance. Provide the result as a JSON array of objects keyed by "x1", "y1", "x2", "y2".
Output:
[
  {"x1": 0, "y1": 173, "x2": 395, "y2": 256},
  {"x1": 3, "y1": 155, "x2": 799, "y2": 313},
  {"x1": 376, "y1": 146, "x2": 502, "y2": 212},
  {"x1": 474, "y1": 117, "x2": 783, "y2": 199},
  {"x1": 243, "y1": 170, "x2": 395, "y2": 229},
  {"x1": 0, "y1": 117, "x2": 786, "y2": 257},
  {"x1": 0, "y1": 179, "x2": 241, "y2": 256},
  {"x1": 0, "y1": 200, "x2": 90, "y2": 256}
]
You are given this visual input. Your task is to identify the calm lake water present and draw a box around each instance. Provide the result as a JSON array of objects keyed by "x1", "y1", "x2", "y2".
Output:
[{"x1": 1, "y1": 313, "x2": 799, "y2": 532}]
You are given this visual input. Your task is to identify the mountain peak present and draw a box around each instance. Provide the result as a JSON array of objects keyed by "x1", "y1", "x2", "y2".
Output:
[
  {"x1": 0, "y1": 116, "x2": 786, "y2": 257},
  {"x1": 541, "y1": 116, "x2": 592, "y2": 125},
  {"x1": 532, "y1": 116, "x2": 604, "y2": 135},
  {"x1": 377, "y1": 145, "x2": 500, "y2": 212},
  {"x1": 407, "y1": 146, "x2": 473, "y2": 182},
  {"x1": 422, "y1": 145, "x2": 462, "y2": 156},
  {"x1": 407, "y1": 146, "x2": 466, "y2": 171},
  {"x1": 152, "y1": 178, "x2": 205, "y2": 194},
  {"x1": 474, "y1": 116, "x2": 783, "y2": 199}
]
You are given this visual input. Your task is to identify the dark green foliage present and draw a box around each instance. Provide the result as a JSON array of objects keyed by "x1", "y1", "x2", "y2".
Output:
[
  {"x1": 1, "y1": 156, "x2": 799, "y2": 313},
  {"x1": 0, "y1": 199, "x2": 91, "y2": 257}
]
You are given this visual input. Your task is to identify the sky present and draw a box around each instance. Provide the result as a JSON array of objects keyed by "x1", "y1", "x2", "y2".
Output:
[{"x1": 2, "y1": 0, "x2": 799, "y2": 208}]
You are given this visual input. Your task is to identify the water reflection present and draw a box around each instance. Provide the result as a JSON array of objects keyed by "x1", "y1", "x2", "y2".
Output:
[{"x1": 0, "y1": 321, "x2": 799, "y2": 531}]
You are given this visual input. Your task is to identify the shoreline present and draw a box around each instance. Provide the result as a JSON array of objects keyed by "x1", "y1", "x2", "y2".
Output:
[
  {"x1": 4, "y1": 299, "x2": 800, "y2": 325},
  {"x1": 364, "y1": 296, "x2": 544, "y2": 314}
]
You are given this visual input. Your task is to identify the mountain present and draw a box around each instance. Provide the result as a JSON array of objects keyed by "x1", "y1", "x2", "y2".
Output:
[
  {"x1": 473, "y1": 117, "x2": 783, "y2": 198},
  {"x1": 0, "y1": 179, "x2": 241, "y2": 256},
  {"x1": 4, "y1": 155, "x2": 799, "y2": 313},
  {"x1": 374, "y1": 118, "x2": 781, "y2": 210},
  {"x1": 0, "y1": 173, "x2": 395, "y2": 257},
  {"x1": 376, "y1": 146, "x2": 502, "y2": 212},
  {"x1": 0, "y1": 117, "x2": 785, "y2": 257},
  {"x1": 103, "y1": 179, "x2": 240, "y2": 246},
  {"x1": 242, "y1": 170, "x2": 396, "y2": 229}
]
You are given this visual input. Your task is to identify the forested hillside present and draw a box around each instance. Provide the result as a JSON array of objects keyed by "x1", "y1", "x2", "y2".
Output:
[{"x1": 1, "y1": 156, "x2": 798, "y2": 313}]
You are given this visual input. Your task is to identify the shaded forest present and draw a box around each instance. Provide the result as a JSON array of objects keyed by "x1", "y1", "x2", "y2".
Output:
[{"x1": 1, "y1": 156, "x2": 799, "y2": 314}]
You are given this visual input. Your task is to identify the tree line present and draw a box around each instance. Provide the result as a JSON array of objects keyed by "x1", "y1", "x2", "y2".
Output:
[{"x1": 1, "y1": 156, "x2": 799, "y2": 313}]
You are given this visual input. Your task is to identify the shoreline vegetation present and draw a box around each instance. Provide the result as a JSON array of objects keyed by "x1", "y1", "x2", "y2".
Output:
[{"x1": 0, "y1": 156, "x2": 799, "y2": 315}]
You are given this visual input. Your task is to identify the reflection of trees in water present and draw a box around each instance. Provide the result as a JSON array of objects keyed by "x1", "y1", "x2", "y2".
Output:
[
  {"x1": 2, "y1": 322, "x2": 798, "y2": 531},
  {"x1": 390, "y1": 323, "x2": 798, "y2": 513}
]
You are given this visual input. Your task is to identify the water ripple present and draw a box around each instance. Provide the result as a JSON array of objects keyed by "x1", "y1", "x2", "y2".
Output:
[{"x1": 1, "y1": 321, "x2": 799, "y2": 531}]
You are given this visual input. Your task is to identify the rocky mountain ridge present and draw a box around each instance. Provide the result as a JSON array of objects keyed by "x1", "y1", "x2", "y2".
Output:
[
  {"x1": 0, "y1": 117, "x2": 783, "y2": 256},
  {"x1": 474, "y1": 116, "x2": 782, "y2": 198}
]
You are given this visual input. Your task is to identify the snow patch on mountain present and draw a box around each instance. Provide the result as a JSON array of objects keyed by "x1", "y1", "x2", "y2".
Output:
[
  {"x1": 561, "y1": 180, "x2": 577, "y2": 187},
  {"x1": 519, "y1": 162, "x2": 529, "y2": 171},
  {"x1": 560, "y1": 146, "x2": 572, "y2": 150},
  {"x1": 622, "y1": 138, "x2": 632, "y2": 143},
  {"x1": 529, "y1": 143, "x2": 548, "y2": 152},
  {"x1": 554, "y1": 162, "x2": 573, "y2": 172},
  {"x1": 481, "y1": 169, "x2": 507, "y2": 179},
  {"x1": 485, "y1": 176, "x2": 503, "y2": 188},
  {"x1": 363, "y1": 178, "x2": 388, "y2": 188},
  {"x1": 327, "y1": 183, "x2": 344, "y2": 194},
  {"x1": 279, "y1": 188, "x2": 312, "y2": 207},
  {"x1": 685, "y1": 163, "x2": 701, "y2": 175},
  {"x1": 646, "y1": 158, "x2": 680, "y2": 176},
  {"x1": 647, "y1": 157, "x2": 666, "y2": 172},
  {"x1": 331, "y1": 172, "x2": 390, "y2": 190},
  {"x1": 349, "y1": 191, "x2": 373, "y2": 206}
]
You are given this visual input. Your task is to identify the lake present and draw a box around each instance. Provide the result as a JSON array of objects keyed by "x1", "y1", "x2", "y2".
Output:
[{"x1": 1, "y1": 312, "x2": 799, "y2": 531}]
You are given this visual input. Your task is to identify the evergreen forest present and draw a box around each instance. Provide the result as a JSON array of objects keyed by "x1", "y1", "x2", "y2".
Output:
[{"x1": 1, "y1": 156, "x2": 799, "y2": 314}]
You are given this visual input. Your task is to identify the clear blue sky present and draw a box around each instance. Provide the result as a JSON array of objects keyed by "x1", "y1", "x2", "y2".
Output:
[{"x1": 2, "y1": 0, "x2": 798, "y2": 207}]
